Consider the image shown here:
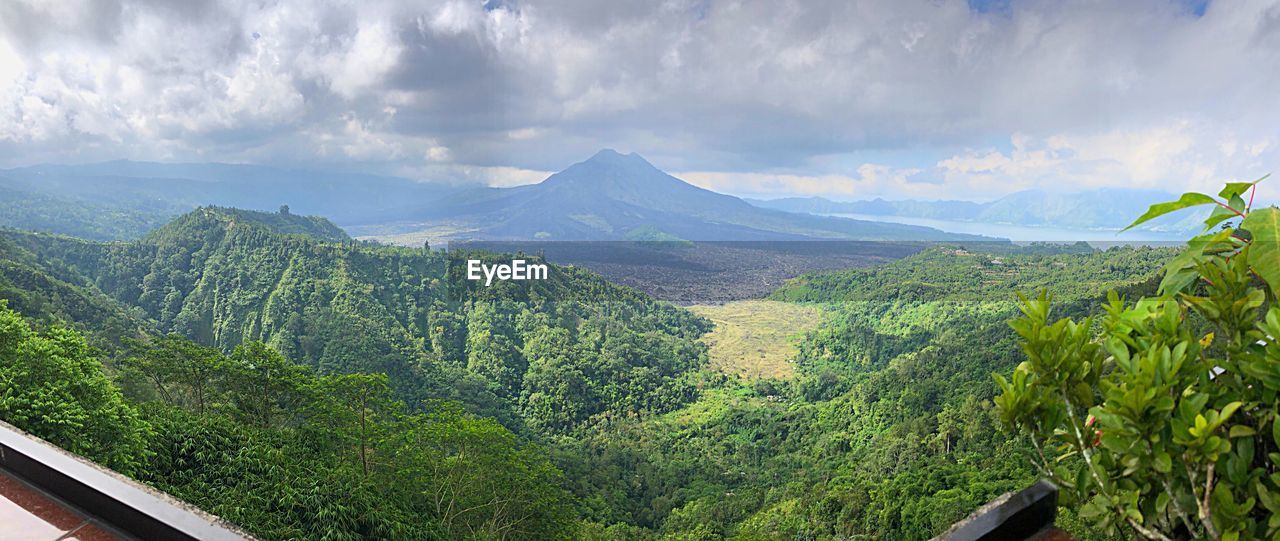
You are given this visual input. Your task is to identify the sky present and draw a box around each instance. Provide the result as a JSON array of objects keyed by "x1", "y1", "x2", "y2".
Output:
[{"x1": 0, "y1": 0, "x2": 1277, "y2": 201}]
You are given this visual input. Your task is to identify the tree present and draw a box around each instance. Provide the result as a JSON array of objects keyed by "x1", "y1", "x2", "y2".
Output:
[
  {"x1": 0, "y1": 302, "x2": 151, "y2": 475},
  {"x1": 223, "y1": 341, "x2": 311, "y2": 429},
  {"x1": 119, "y1": 334, "x2": 222, "y2": 414},
  {"x1": 995, "y1": 179, "x2": 1280, "y2": 540},
  {"x1": 389, "y1": 404, "x2": 576, "y2": 540},
  {"x1": 305, "y1": 373, "x2": 396, "y2": 476}
]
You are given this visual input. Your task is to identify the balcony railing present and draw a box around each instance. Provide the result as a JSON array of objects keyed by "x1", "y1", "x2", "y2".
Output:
[
  {"x1": 0, "y1": 420, "x2": 255, "y2": 541},
  {"x1": 933, "y1": 480, "x2": 1073, "y2": 541}
]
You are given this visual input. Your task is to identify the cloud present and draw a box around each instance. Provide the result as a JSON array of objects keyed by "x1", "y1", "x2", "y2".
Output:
[
  {"x1": 0, "y1": 0, "x2": 1278, "y2": 198},
  {"x1": 679, "y1": 164, "x2": 925, "y2": 199},
  {"x1": 934, "y1": 121, "x2": 1276, "y2": 199}
]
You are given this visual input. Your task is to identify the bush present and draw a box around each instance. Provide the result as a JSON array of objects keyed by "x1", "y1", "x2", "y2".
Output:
[{"x1": 995, "y1": 179, "x2": 1280, "y2": 540}]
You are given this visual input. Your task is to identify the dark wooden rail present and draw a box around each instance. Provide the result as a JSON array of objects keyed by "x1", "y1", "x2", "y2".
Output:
[{"x1": 933, "y1": 480, "x2": 1071, "y2": 541}]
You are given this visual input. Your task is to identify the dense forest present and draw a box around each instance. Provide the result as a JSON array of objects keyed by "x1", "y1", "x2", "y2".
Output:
[
  {"x1": 0, "y1": 205, "x2": 1177, "y2": 539},
  {"x1": 0, "y1": 179, "x2": 174, "y2": 240}
]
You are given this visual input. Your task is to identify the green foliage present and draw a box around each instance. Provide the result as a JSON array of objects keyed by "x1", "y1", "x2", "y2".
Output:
[
  {"x1": 178, "y1": 206, "x2": 351, "y2": 242},
  {"x1": 771, "y1": 245, "x2": 1171, "y2": 304},
  {"x1": 1124, "y1": 192, "x2": 1220, "y2": 231},
  {"x1": 0, "y1": 207, "x2": 709, "y2": 539},
  {"x1": 0, "y1": 232, "x2": 151, "y2": 344},
  {"x1": 131, "y1": 341, "x2": 578, "y2": 540},
  {"x1": 0, "y1": 318, "x2": 578, "y2": 540},
  {"x1": 0, "y1": 302, "x2": 151, "y2": 475},
  {"x1": 0, "y1": 203, "x2": 1200, "y2": 540},
  {"x1": 0, "y1": 207, "x2": 709, "y2": 434},
  {"x1": 390, "y1": 404, "x2": 576, "y2": 539},
  {"x1": 996, "y1": 182, "x2": 1280, "y2": 540},
  {"x1": 550, "y1": 246, "x2": 1168, "y2": 540},
  {"x1": 0, "y1": 182, "x2": 172, "y2": 240}
]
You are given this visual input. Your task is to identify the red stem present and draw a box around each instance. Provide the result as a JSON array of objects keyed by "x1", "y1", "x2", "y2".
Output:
[
  {"x1": 1248, "y1": 184, "x2": 1257, "y2": 212},
  {"x1": 1215, "y1": 200, "x2": 1246, "y2": 218}
]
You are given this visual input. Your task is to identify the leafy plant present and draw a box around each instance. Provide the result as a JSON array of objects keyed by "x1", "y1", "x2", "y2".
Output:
[{"x1": 996, "y1": 179, "x2": 1280, "y2": 540}]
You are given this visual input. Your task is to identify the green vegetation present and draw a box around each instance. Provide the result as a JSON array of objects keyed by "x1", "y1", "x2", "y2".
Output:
[
  {"x1": 2, "y1": 207, "x2": 709, "y2": 434},
  {"x1": 996, "y1": 182, "x2": 1280, "y2": 540},
  {"x1": 0, "y1": 309, "x2": 575, "y2": 539},
  {"x1": 555, "y1": 245, "x2": 1172, "y2": 540},
  {"x1": 0, "y1": 304, "x2": 150, "y2": 475},
  {"x1": 688, "y1": 300, "x2": 825, "y2": 379},
  {"x1": 196, "y1": 205, "x2": 352, "y2": 242},
  {"x1": 0, "y1": 181, "x2": 173, "y2": 240},
  {"x1": 0, "y1": 206, "x2": 709, "y2": 539},
  {"x1": 0, "y1": 204, "x2": 1188, "y2": 539}
]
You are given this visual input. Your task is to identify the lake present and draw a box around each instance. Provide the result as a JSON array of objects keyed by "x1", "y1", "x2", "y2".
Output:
[{"x1": 829, "y1": 213, "x2": 1187, "y2": 244}]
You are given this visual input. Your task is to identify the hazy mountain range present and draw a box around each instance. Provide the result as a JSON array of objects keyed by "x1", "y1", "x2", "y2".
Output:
[
  {"x1": 0, "y1": 149, "x2": 1215, "y2": 244},
  {"x1": 354, "y1": 150, "x2": 983, "y2": 242},
  {"x1": 0, "y1": 150, "x2": 982, "y2": 243},
  {"x1": 0, "y1": 161, "x2": 459, "y2": 226},
  {"x1": 748, "y1": 188, "x2": 1211, "y2": 234}
]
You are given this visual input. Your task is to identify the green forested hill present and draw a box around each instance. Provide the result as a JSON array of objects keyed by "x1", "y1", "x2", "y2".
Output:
[
  {"x1": 0, "y1": 231, "x2": 153, "y2": 342},
  {"x1": 0, "y1": 207, "x2": 708, "y2": 434},
  {"x1": 560, "y1": 245, "x2": 1173, "y2": 540},
  {"x1": 0, "y1": 206, "x2": 716, "y2": 539},
  {"x1": 0, "y1": 179, "x2": 174, "y2": 240},
  {"x1": 0, "y1": 211, "x2": 1176, "y2": 539},
  {"x1": 148, "y1": 206, "x2": 353, "y2": 243},
  {"x1": 770, "y1": 245, "x2": 1169, "y2": 303}
]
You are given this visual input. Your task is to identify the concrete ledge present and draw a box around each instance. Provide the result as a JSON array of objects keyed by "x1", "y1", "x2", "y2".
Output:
[
  {"x1": 933, "y1": 480, "x2": 1060, "y2": 541},
  {"x1": 0, "y1": 420, "x2": 255, "y2": 541}
]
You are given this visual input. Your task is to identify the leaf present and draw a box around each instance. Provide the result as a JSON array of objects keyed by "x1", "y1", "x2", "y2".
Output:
[
  {"x1": 1203, "y1": 204, "x2": 1238, "y2": 232},
  {"x1": 1229, "y1": 425, "x2": 1256, "y2": 438},
  {"x1": 1219, "y1": 174, "x2": 1267, "y2": 201},
  {"x1": 1273, "y1": 412, "x2": 1280, "y2": 448},
  {"x1": 1124, "y1": 192, "x2": 1218, "y2": 231},
  {"x1": 1219, "y1": 402, "x2": 1244, "y2": 425},
  {"x1": 1153, "y1": 452, "x2": 1172, "y2": 473},
  {"x1": 1243, "y1": 207, "x2": 1280, "y2": 297},
  {"x1": 1159, "y1": 229, "x2": 1234, "y2": 295}
]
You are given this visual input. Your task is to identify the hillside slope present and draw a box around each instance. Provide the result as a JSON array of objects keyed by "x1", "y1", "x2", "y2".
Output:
[
  {"x1": 0, "y1": 178, "x2": 173, "y2": 240},
  {"x1": 0, "y1": 207, "x2": 709, "y2": 433},
  {"x1": 558, "y1": 244, "x2": 1174, "y2": 539}
]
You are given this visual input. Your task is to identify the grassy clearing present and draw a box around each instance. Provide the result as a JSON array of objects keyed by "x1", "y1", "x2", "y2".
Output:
[{"x1": 688, "y1": 300, "x2": 826, "y2": 380}]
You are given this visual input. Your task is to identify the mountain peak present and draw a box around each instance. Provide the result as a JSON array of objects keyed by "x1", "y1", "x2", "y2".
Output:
[
  {"x1": 591, "y1": 148, "x2": 625, "y2": 159},
  {"x1": 584, "y1": 148, "x2": 650, "y2": 167}
]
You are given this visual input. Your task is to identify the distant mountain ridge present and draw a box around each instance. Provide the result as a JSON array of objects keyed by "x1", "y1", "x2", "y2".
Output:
[
  {"x1": 750, "y1": 188, "x2": 1210, "y2": 233},
  {"x1": 1, "y1": 160, "x2": 465, "y2": 226},
  {"x1": 0, "y1": 177, "x2": 172, "y2": 240},
  {"x1": 358, "y1": 150, "x2": 986, "y2": 242},
  {"x1": 1, "y1": 152, "x2": 988, "y2": 242}
]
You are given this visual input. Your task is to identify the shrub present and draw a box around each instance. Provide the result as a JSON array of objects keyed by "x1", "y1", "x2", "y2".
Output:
[{"x1": 995, "y1": 179, "x2": 1280, "y2": 540}]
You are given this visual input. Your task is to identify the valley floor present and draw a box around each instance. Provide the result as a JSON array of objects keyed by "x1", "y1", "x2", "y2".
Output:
[{"x1": 688, "y1": 300, "x2": 826, "y2": 379}]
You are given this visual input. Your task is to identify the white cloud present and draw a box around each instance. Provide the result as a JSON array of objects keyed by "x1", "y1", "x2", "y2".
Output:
[
  {"x1": 934, "y1": 122, "x2": 1277, "y2": 198},
  {"x1": 0, "y1": 0, "x2": 1278, "y2": 200},
  {"x1": 325, "y1": 21, "x2": 403, "y2": 100},
  {"x1": 679, "y1": 164, "x2": 926, "y2": 199}
]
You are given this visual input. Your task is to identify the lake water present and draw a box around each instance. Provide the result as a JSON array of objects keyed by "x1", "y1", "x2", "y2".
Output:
[{"x1": 829, "y1": 213, "x2": 1187, "y2": 245}]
